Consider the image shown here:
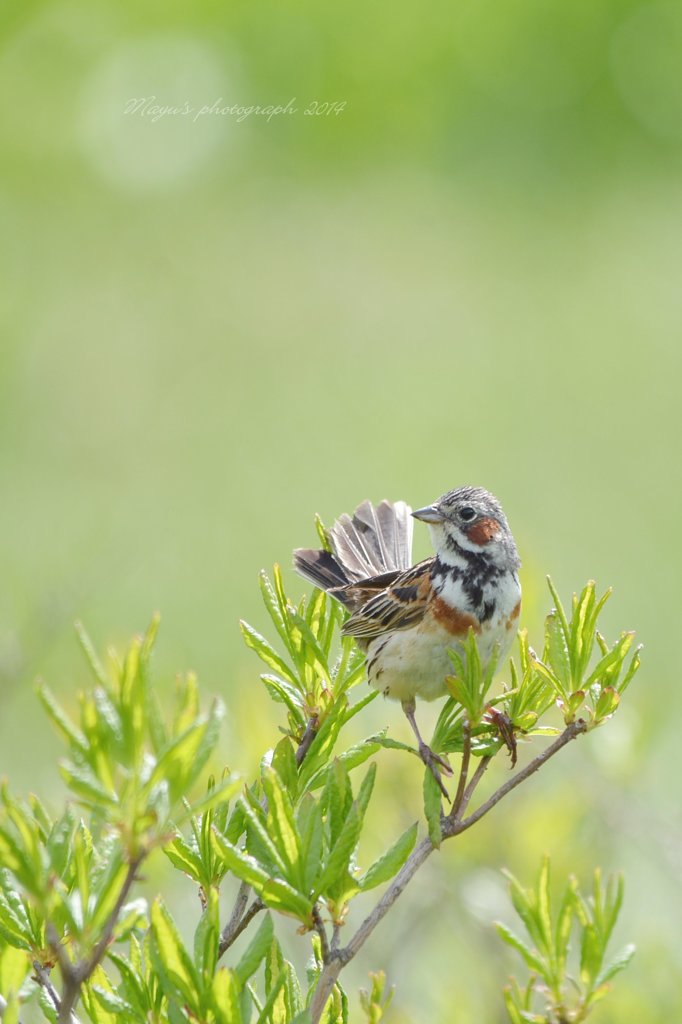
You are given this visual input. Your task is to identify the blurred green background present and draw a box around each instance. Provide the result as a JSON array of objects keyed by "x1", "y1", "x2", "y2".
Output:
[{"x1": 2, "y1": 0, "x2": 682, "y2": 1018}]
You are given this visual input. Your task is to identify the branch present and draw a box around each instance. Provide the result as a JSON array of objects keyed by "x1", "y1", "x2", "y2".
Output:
[
  {"x1": 309, "y1": 722, "x2": 586, "y2": 1024},
  {"x1": 447, "y1": 754, "x2": 491, "y2": 826},
  {"x1": 218, "y1": 897, "x2": 264, "y2": 958},
  {"x1": 296, "y1": 713, "x2": 320, "y2": 766},
  {"x1": 219, "y1": 880, "x2": 250, "y2": 954}
]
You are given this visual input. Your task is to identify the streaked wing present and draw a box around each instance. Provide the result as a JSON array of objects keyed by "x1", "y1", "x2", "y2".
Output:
[{"x1": 341, "y1": 558, "x2": 433, "y2": 640}]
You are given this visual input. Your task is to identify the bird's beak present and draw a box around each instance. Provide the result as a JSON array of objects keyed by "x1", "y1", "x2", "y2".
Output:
[{"x1": 411, "y1": 504, "x2": 445, "y2": 524}]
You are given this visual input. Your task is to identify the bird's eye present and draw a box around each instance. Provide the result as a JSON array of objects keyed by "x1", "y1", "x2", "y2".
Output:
[{"x1": 459, "y1": 506, "x2": 476, "y2": 522}]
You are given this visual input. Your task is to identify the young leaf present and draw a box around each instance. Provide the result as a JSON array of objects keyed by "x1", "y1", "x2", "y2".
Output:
[
  {"x1": 212, "y1": 968, "x2": 244, "y2": 1024},
  {"x1": 495, "y1": 922, "x2": 546, "y2": 977},
  {"x1": 359, "y1": 822, "x2": 418, "y2": 891},
  {"x1": 423, "y1": 771, "x2": 442, "y2": 849},
  {"x1": 149, "y1": 898, "x2": 200, "y2": 1010},
  {"x1": 235, "y1": 913, "x2": 274, "y2": 987}
]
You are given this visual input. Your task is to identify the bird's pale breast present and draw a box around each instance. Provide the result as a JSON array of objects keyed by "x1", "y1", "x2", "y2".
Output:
[{"x1": 367, "y1": 573, "x2": 521, "y2": 704}]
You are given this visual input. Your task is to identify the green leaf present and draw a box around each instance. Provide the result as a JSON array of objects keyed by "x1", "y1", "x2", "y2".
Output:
[
  {"x1": 180, "y1": 773, "x2": 241, "y2": 822},
  {"x1": 0, "y1": 885, "x2": 32, "y2": 950},
  {"x1": 287, "y1": 610, "x2": 332, "y2": 685},
  {"x1": 502, "y1": 985, "x2": 525, "y2": 1024},
  {"x1": 59, "y1": 760, "x2": 118, "y2": 809},
  {"x1": 584, "y1": 633, "x2": 635, "y2": 691},
  {"x1": 261, "y1": 675, "x2": 306, "y2": 723},
  {"x1": 505, "y1": 872, "x2": 545, "y2": 954},
  {"x1": 87, "y1": 851, "x2": 128, "y2": 934},
  {"x1": 297, "y1": 794, "x2": 324, "y2": 895},
  {"x1": 235, "y1": 913, "x2": 274, "y2": 987},
  {"x1": 262, "y1": 767, "x2": 303, "y2": 889},
  {"x1": 37, "y1": 684, "x2": 89, "y2": 754},
  {"x1": 194, "y1": 887, "x2": 220, "y2": 982},
  {"x1": 0, "y1": 944, "x2": 30, "y2": 1001},
  {"x1": 260, "y1": 570, "x2": 296, "y2": 658},
  {"x1": 150, "y1": 897, "x2": 200, "y2": 1009},
  {"x1": 359, "y1": 822, "x2": 418, "y2": 890},
  {"x1": 164, "y1": 836, "x2": 204, "y2": 882},
  {"x1": 593, "y1": 686, "x2": 620, "y2": 723},
  {"x1": 304, "y1": 735, "x2": 384, "y2": 792},
  {"x1": 271, "y1": 738, "x2": 298, "y2": 798},
  {"x1": 555, "y1": 884, "x2": 574, "y2": 977},
  {"x1": 593, "y1": 943, "x2": 636, "y2": 990},
  {"x1": 240, "y1": 793, "x2": 289, "y2": 877},
  {"x1": 423, "y1": 771, "x2": 442, "y2": 849},
  {"x1": 212, "y1": 968, "x2": 244, "y2": 1024},
  {"x1": 90, "y1": 986, "x2": 136, "y2": 1016},
  {"x1": 355, "y1": 762, "x2": 377, "y2": 821},
  {"x1": 313, "y1": 802, "x2": 363, "y2": 898},
  {"x1": 580, "y1": 923, "x2": 602, "y2": 985},
  {"x1": 255, "y1": 970, "x2": 286, "y2": 1024},
  {"x1": 618, "y1": 645, "x2": 642, "y2": 695},
  {"x1": 536, "y1": 856, "x2": 552, "y2": 953},
  {"x1": 74, "y1": 620, "x2": 111, "y2": 688},
  {"x1": 211, "y1": 833, "x2": 312, "y2": 920},
  {"x1": 321, "y1": 761, "x2": 353, "y2": 848},
  {"x1": 544, "y1": 612, "x2": 572, "y2": 693},
  {"x1": 143, "y1": 702, "x2": 224, "y2": 813},
  {"x1": 240, "y1": 621, "x2": 299, "y2": 686},
  {"x1": 495, "y1": 922, "x2": 547, "y2": 977}
]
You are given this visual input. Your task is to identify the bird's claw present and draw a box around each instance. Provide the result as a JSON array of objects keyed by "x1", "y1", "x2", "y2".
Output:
[{"x1": 418, "y1": 742, "x2": 452, "y2": 799}]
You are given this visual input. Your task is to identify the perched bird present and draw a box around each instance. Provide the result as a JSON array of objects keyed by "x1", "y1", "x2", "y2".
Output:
[{"x1": 293, "y1": 487, "x2": 521, "y2": 795}]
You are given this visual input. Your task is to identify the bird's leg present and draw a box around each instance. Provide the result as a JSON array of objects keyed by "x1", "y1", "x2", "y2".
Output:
[{"x1": 402, "y1": 699, "x2": 452, "y2": 798}]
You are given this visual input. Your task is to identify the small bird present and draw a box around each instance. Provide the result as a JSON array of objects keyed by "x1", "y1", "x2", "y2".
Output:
[{"x1": 294, "y1": 487, "x2": 521, "y2": 795}]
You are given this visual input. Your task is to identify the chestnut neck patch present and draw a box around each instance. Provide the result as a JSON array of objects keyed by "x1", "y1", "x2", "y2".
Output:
[{"x1": 466, "y1": 517, "x2": 500, "y2": 546}]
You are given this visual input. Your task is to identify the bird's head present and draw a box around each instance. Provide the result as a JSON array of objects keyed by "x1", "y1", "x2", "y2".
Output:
[{"x1": 412, "y1": 485, "x2": 520, "y2": 570}]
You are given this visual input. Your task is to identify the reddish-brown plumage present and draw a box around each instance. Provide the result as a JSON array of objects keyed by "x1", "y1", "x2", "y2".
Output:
[
  {"x1": 466, "y1": 517, "x2": 500, "y2": 546},
  {"x1": 506, "y1": 599, "x2": 522, "y2": 630},
  {"x1": 431, "y1": 595, "x2": 481, "y2": 636}
]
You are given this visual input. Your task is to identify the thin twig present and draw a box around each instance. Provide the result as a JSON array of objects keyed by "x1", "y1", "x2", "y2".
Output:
[
  {"x1": 295, "y1": 714, "x2": 320, "y2": 766},
  {"x1": 219, "y1": 881, "x2": 250, "y2": 953},
  {"x1": 32, "y1": 962, "x2": 61, "y2": 1012},
  {"x1": 455, "y1": 755, "x2": 491, "y2": 821},
  {"x1": 218, "y1": 898, "x2": 264, "y2": 957},
  {"x1": 450, "y1": 721, "x2": 471, "y2": 819},
  {"x1": 312, "y1": 905, "x2": 332, "y2": 964}
]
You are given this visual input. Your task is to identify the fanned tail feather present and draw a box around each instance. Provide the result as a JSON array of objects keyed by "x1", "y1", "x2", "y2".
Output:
[
  {"x1": 293, "y1": 499, "x2": 414, "y2": 602},
  {"x1": 292, "y1": 547, "x2": 351, "y2": 599}
]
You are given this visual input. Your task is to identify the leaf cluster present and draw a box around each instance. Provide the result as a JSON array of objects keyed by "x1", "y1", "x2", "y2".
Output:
[
  {"x1": 0, "y1": 563, "x2": 640, "y2": 1024},
  {"x1": 497, "y1": 857, "x2": 635, "y2": 1023}
]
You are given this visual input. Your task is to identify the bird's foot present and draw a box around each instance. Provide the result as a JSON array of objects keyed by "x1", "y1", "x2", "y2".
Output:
[{"x1": 418, "y1": 742, "x2": 452, "y2": 799}]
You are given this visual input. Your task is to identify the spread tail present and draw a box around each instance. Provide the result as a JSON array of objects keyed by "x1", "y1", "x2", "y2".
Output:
[{"x1": 293, "y1": 499, "x2": 413, "y2": 603}]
